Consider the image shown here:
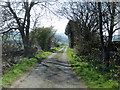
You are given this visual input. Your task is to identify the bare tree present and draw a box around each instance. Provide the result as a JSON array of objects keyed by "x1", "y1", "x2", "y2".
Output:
[
  {"x1": 0, "y1": 1, "x2": 55, "y2": 56},
  {"x1": 59, "y1": 2, "x2": 100, "y2": 54},
  {"x1": 58, "y1": 1, "x2": 120, "y2": 66},
  {"x1": 98, "y1": 2, "x2": 120, "y2": 67}
]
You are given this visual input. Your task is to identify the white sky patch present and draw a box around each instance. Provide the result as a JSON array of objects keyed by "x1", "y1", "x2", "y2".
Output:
[
  {"x1": 53, "y1": 18, "x2": 68, "y2": 33},
  {"x1": 39, "y1": 16, "x2": 68, "y2": 33},
  {"x1": 1, "y1": 0, "x2": 120, "y2": 2},
  {"x1": 30, "y1": 1, "x2": 69, "y2": 34}
]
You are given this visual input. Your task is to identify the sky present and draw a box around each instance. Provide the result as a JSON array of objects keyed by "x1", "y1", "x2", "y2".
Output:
[
  {"x1": 39, "y1": 17, "x2": 69, "y2": 34},
  {"x1": 33, "y1": 1, "x2": 120, "y2": 35},
  {"x1": 29, "y1": 1, "x2": 69, "y2": 34},
  {"x1": 0, "y1": 1, "x2": 69, "y2": 35},
  {"x1": 0, "y1": 1, "x2": 119, "y2": 35}
]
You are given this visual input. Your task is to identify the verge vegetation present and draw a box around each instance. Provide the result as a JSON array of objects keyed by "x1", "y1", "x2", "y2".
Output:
[
  {"x1": 1, "y1": 46, "x2": 63, "y2": 87},
  {"x1": 67, "y1": 47, "x2": 119, "y2": 88}
]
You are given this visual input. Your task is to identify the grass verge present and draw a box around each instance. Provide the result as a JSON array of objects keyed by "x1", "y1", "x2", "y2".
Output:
[
  {"x1": 50, "y1": 46, "x2": 64, "y2": 53},
  {"x1": 1, "y1": 46, "x2": 63, "y2": 87},
  {"x1": 67, "y1": 47, "x2": 119, "y2": 88}
]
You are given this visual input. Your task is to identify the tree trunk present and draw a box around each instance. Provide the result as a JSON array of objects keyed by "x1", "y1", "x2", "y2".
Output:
[
  {"x1": 104, "y1": 2, "x2": 116, "y2": 67},
  {"x1": 19, "y1": 28, "x2": 30, "y2": 56},
  {"x1": 23, "y1": 38, "x2": 30, "y2": 56},
  {"x1": 22, "y1": 4, "x2": 31, "y2": 56},
  {"x1": 98, "y1": 2, "x2": 110, "y2": 67},
  {"x1": 48, "y1": 39, "x2": 51, "y2": 50},
  {"x1": 98, "y1": 2, "x2": 104, "y2": 50},
  {"x1": 103, "y1": 47, "x2": 110, "y2": 67}
]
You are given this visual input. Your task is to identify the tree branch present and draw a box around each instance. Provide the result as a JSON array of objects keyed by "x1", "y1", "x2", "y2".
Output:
[
  {"x1": 0, "y1": 28, "x2": 18, "y2": 34},
  {"x1": 7, "y1": 2, "x2": 21, "y2": 27}
]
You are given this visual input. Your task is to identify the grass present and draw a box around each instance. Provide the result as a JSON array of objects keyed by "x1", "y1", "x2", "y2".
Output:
[
  {"x1": 49, "y1": 46, "x2": 64, "y2": 53},
  {"x1": 67, "y1": 47, "x2": 119, "y2": 88},
  {"x1": 1, "y1": 46, "x2": 63, "y2": 87}
]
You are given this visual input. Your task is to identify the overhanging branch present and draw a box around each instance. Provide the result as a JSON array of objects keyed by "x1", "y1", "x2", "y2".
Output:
[{"x1": 0, "y1": 28, "x2": 18, "y2": 34}]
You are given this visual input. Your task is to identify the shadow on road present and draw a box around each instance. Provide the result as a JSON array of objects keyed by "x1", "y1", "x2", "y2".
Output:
[
  {"x1": 8, "y1": 46, "x2": 87, "y2": 88},
  {"x1": 33, "y1": 56, "x2": 80, "y2": 86}
]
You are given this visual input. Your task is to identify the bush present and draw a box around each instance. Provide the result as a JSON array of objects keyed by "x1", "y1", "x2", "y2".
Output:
[
  {"x1": 67, "y1": 47, "x2": 119, "y2": 88},
  {"x1": 1, "y1": 46, "x2": 63, "y2": 86},
  {"x1": 1, "y1": 52, "x2": 51, "y2": 86}
]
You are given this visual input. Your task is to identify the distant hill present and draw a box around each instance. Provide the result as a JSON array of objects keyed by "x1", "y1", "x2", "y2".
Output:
[
  {"x1": 112, "y1": 35, "x2": 120, "y2": 41},
  {"x1": 55, "y1": 33, "x2": 69, "y2": 45}
]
